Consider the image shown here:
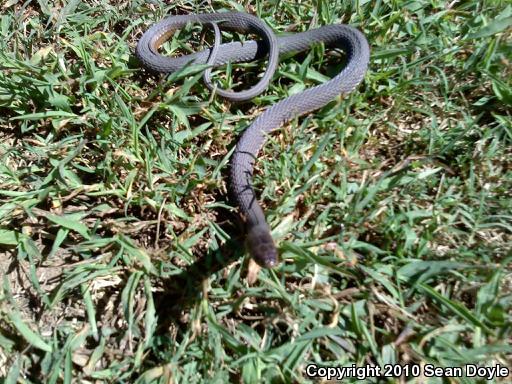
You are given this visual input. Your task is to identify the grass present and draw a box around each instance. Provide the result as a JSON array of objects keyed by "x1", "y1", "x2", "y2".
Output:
[{"x1": 0, "y1": 0, "x2": 511, "y2": 383}]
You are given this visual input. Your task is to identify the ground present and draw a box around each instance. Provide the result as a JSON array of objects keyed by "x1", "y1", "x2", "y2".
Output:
[{"x1": 0, "y1": 0, "x2": 511, "y2": 383}]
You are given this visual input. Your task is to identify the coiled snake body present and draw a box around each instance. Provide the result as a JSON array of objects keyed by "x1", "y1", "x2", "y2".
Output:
[{"x1": 136, "y1": 12, "x2": 369, "y2": 268}]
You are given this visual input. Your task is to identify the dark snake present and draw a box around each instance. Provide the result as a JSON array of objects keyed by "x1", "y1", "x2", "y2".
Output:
[{"x1": 136, "y1": 12, "x2": 370, "y2": 268}]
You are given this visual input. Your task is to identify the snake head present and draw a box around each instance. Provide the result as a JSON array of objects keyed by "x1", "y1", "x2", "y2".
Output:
[{"x1": 246, "y1": 224, "x2": 279, "y2": 268}]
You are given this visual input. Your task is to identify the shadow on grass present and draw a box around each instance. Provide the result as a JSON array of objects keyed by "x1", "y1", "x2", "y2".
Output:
[{"x1": 151, "y1": 193, "x2": 247, "y2": 332}]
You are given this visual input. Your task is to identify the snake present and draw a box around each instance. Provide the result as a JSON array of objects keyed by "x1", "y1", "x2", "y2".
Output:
[{"x1": 136, "y1": 12, "x2": 370, "y2": 268}]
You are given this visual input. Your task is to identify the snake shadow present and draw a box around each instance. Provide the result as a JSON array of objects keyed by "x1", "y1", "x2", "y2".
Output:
[{"x1": 151, "y1": 187, "x2": 247, "y2": 332}]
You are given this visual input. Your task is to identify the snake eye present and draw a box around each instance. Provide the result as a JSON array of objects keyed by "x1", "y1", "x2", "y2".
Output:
[{"x1": 246, "y1": 224, "x2": 279, "y2": 268}]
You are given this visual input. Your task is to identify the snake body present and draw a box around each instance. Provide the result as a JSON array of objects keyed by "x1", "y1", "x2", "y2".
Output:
[{"x1": 136, "y1": 12, "x2": 370, "y2": 268}]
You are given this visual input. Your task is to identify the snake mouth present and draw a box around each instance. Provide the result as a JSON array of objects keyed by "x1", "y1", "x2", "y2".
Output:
[{"x1": 246, "y1": 224, "x2": 278, "y2": 268}]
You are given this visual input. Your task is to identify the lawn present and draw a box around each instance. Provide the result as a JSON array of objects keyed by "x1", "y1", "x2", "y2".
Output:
[{"x1": 0, "y1": 0, "x2": 511, "y2": 383}]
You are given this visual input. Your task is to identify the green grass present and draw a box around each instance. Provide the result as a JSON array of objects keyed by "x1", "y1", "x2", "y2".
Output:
[{"x1": 0, "y1": 0, "x2": 511, "y2": 383}]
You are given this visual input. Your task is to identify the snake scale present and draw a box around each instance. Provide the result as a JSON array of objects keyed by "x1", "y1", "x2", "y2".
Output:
[{"x1": 136, "y1": 12, "x2": 370, "y2": 268}]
